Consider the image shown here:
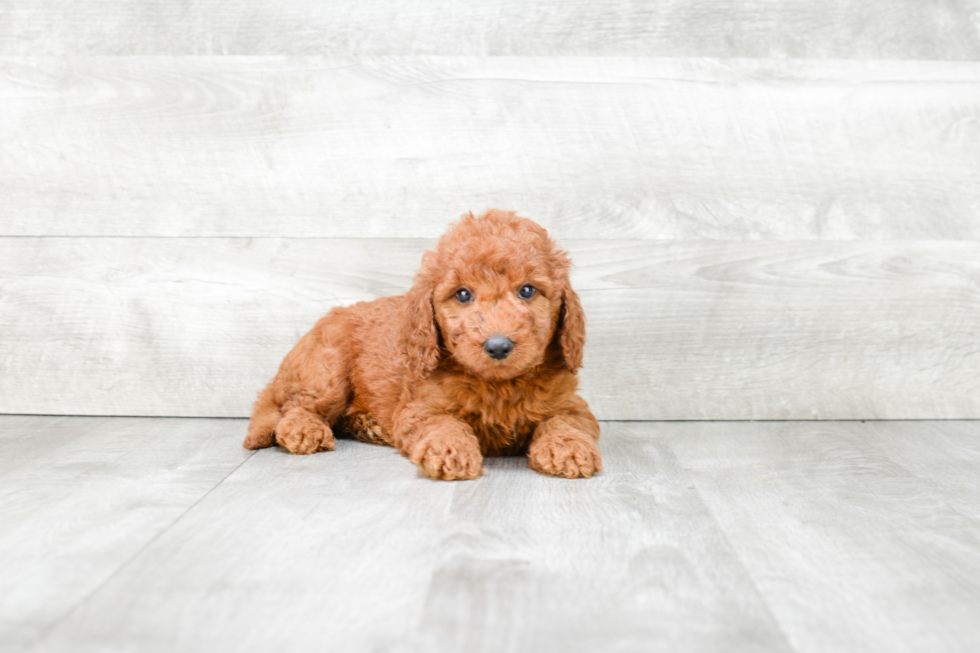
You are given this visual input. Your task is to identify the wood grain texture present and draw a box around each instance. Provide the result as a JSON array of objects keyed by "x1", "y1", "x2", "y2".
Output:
[
  {"x1": 575, "y1": 239, "x2": 980, "y2": 420},
  {"x1": 24, "y1": 420, "x2": 793, "y2": 653},
  {"x1": 33, "y1": 437, "x2": 457, "y2": 653},
  {"x1": 658, "y1": 420, "x2": 980, "y2": 653},
  {"x1": 0, "y1": 415, "x2": 251, "y2": 651},
  {"x1": 858, "y1": 421, "x2": 980, "y2": 522},
  {"x1": 13, "y1": 417, "x2": 980, "y2": 652},
  {"x1": 2, "y1": 237, "x2": 978, "y2": 420},
  {"x1": 2, "y1": 1, "x2": 979, "y2": 58},
  {"x1": 409, "y1": 422, "x2": 790, "y2": 652},
  {"x1": 2, "y1": 57, "x2": 979, "y2": 240}
]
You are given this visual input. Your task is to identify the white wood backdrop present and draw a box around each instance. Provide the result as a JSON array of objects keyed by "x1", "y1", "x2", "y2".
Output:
[
  {"x1": 1, "y1": 2, "x2": 979, "y2": 419},
  {"x1": 3, "y1": 1, "x2": 979, "y2": 58},
  {"x1": 3, "y1": 58, "x2": 979, "y2": 240}
]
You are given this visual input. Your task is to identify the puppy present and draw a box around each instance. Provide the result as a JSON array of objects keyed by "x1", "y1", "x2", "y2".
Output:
[{"x1": 243, "y1": 209, "x2": 602, "y2": 480}]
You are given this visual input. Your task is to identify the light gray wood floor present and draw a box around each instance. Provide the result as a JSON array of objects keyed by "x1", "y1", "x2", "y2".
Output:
[{"x1": 4, "y1": 416, "x2": 979, "y2": 653}]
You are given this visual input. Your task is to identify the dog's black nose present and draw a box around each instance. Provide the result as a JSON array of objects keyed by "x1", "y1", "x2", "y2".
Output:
[{"x1": 483, "y1": 336, "x2": 514, "y2": 360}]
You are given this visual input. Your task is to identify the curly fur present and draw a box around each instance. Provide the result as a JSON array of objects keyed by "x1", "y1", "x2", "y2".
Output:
[{"x1": 243, "y1": 209, "x2": 602, "y2": 480}]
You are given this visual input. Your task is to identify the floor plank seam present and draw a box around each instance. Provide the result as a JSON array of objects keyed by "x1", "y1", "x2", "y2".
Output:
[
  {"x1": 859, "y1": 434, "x2": 980, "y2": 530},
  {"x1": 405, "y1": 480, "x2": 460, "y2": 647},
  {"x1": 23, "y1": 448, "x2": 258, "y2": 651},
  {"x1": 672, "y1": 458, "x2": 799, "y2": 653}
]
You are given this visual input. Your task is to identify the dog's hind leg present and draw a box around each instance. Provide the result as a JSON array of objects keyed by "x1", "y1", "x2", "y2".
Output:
[
  {"x1": 274, "y1": 404, "x2": 337, "y2": 454},
  {"x1": 243, "y1": 311, "x2": 353, "y2": 454},
  {"x1": 243, "y1": 382, "x2": 281, "y2": 449}
]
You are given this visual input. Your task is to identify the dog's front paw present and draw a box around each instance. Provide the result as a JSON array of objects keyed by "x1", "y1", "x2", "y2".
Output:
[
  {"x1": 528, "y1": 431, "x2": 602, "y2": 479},
  {"x1": 275, "y1": 409, "x2": 336, "y2": 454},
  {"x1": 409, "y1": 430, "x2": 484, "y2": 481}
]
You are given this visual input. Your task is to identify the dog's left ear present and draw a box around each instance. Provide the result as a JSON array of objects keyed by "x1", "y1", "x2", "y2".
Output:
[
  {"x1": 558, "y1": 285, "x2": 586, "y2": 372},
  {"x1": 401, "y1": 281, "x2": 441, "y2": 379}
]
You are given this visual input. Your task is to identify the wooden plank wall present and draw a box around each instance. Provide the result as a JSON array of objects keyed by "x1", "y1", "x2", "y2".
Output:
[{"x1": 1, "y1": 2, "x2": 978, "y2": 419}]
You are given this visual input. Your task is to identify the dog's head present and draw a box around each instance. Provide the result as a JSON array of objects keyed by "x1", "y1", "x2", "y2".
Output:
[{"x1": 401, "y1": 209, "x2": 585, "y2": 381}]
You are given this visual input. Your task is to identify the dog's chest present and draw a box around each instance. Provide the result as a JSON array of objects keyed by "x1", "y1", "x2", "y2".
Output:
[
  {"x1": 443, "y1": 380, "x2": 546, "y2": 455},
  {"x1": 342, "y1": 404, "x2": 532, "y2": 456}
]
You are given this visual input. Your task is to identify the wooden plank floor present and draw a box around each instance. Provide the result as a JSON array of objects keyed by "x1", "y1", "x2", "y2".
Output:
[{"x1": 4, "y1": 416, "x2": 980, "y2": 652}]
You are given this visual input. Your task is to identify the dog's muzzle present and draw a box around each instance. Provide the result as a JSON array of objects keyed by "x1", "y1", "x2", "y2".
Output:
[{"x1": 483, "y1": 335, "x2": 514, "y2": 360}]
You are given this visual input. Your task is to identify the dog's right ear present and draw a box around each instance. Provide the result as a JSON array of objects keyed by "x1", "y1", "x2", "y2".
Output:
[{"x1": 400, "y1": 280, "x2": 441, "y2": 379}]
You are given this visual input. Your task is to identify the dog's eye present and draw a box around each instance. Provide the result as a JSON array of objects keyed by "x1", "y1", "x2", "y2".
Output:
[
  {"x1": 518, "y1": 285, "x2": 536, "y2": 299},
  {"x1": 455, "y1": 288, "x2": 473, "y2": 303}
]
